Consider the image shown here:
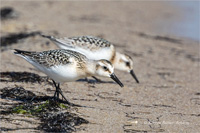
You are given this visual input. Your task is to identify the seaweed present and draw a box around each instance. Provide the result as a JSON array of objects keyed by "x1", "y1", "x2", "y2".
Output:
[
  {"x1": 0, "y1": 71, "x2": 51, "y2": 84},
  {"x1": 0, "y1": 86, "x2": 36, "y2": 100},
  {"x1": 134, "y1": 32, "x2": 182, "y2": 44},
  {"x1": 1, "y1": 7, "x2": 18, "y2": 20},
  {"x1": 0, "y1": 31, "x2": 41, "y2": 47},
  {"x1": 39, "y1": 112, "x2": 88, "y2": 132},
  {"x1": 0, "y1": 86, "x2": 89, "y2": 132}
]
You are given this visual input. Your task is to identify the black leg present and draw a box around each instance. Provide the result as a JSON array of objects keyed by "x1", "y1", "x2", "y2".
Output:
[
  {"x1": 85, "y1": 77, "x2": 89, "y2": 82},
  {"x1": 52, "y1": 80, "x2": 59, "y2": 100},
  {"x1": 57, "y1": 83, "x2": 68, "y2": 101},
  {"x1": 57, "y1": 84, "x2": 59, "y2": 99},
  {"x1": 57, "y1": 83, "x2": 61, "y2": 100},
  {"x1": 52, "y1": 80, "x2": 69, "y2": 103},
  {"x1": 92, "y1": 76, "x2": 103, "y2": 83}
]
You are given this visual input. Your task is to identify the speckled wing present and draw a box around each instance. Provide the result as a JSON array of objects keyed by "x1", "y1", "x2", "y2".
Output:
[
  {"x1": 42, "y1": 35, "x2": 113, "y2": 51},
  {"x1": 68, "y1": 36, "x2": 112, "y2": 50},
  {"x1": 14, "y1": 49, "x2": 87, "y2": 68}
]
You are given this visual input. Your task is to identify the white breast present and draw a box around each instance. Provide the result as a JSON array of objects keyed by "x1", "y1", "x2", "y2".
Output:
[
  {"x1": 78, "y1": 47, "x2": 113, "y2": 60},
  {"x1": 58, "y1": 46, "x2": 114, "y2": 61},
  {"x1": 22, "y1": 57, "x2": 83, "y2": 83},
  {"x1": 46, "y1": 65, "x2": 81, "y2": 83}
]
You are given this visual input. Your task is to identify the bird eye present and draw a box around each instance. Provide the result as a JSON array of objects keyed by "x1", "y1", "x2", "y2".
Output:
[
  {"x1": 126, "y1": 62, "x2": 130, "y2": 66},
  {"x1": 103, "y1": 66, "x2": 108, "y2": 70}
]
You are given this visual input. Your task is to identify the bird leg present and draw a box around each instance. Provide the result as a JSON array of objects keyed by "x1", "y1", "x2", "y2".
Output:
[
  {"x1": 52, "y1": 80, "x2": 68, "y2": 102},
  {"x1": 85, "y1": 77, "x2": 89, "y2": 82},
  {"x1": 52, "y1": 80, "x2": 59, "y2": 100},
  {"x1": 92, "y1": 76, "x2": 104, "y2": 83},
  {"x1": 57, "y1": 83, "x2": 68, "y2": 101}
]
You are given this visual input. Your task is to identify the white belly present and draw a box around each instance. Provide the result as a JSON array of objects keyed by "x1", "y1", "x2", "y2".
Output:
[
  {"x1": 16, "y1": 54, "x2": 85, "y2": 83},
  {"x1": 45, "y1": 65, "x2": 81, "y2": 83},
  {"x1": 64, "y1": 47, "x2": 113, "y2": 61},
  {"x1": 29, "y1": 61, "x2": 82, "y2": 83}
]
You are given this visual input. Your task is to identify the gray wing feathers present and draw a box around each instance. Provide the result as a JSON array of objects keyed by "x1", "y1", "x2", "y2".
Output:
[
  {"x1": 41, "y1": 34, "x2": 112, "y2": 50},
  {"x1": 14, "y1": 49, "x2": 71, "y2": 67},
  {"x1": 41, "y1": 34, "x2": 75, "y2": 48},
  {"x1": 14, "y1": 49, "x2": 87, "y2": 68}
]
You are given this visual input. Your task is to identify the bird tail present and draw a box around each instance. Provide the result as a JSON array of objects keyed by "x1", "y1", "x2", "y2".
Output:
[
  {"x1": 40, "y1": 34, "x2": 56, "y2": 41},
  {"x1": 14, "y1": 49, "x2": 33, "y2": 56}
]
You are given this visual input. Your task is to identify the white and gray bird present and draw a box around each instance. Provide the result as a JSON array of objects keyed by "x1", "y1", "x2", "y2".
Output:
[
  {"x1": 14, "y1": 49, "x2": 124, "y2": 102},
  {"x1": 41, "y1": 35, "x2": 139, "y2": 83}
]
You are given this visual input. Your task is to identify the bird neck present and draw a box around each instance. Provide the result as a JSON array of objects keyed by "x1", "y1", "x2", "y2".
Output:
[
  {"x1": 85, "y1": 60, "x2": 96, "y2": 76},
  {"x1": 112, "y1": 52, "x2": 122, "y2": 68}
]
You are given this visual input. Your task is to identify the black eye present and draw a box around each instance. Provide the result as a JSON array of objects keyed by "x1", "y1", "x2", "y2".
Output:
[
  {"x1": 103, "y1": 66, "x2": 108, "y2": 70},
  {"x1": 126, "y1": 62, "x2": 130, "y2": 66}
]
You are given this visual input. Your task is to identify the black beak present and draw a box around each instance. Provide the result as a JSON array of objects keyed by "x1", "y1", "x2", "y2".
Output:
[
  {"x1": 130, "y1": 70, "x2": 139, "y2": 83},
  {"x1": 110, "y1": 73, "x2": 124, "y2": 87}
]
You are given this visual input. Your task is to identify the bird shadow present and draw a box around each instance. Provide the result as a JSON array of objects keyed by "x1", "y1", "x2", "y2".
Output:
[
  {"x1": 76, "y1": 77, "x2": 116, "y2": 84},
  {"x1": 0, "y1": 71, "x2": 102, "y2": 108},
  {"x1": 0, "y1": 71, "x2": 52, "y2": 84},
  {"x1": 0, "y1": 127, "x2": 39, "y2": 132},
  {"x1": 0, "y1": 71, "x2": 115, "y2": 85},
  {"x1": 0, "y1": 86, "x2": 83, "y2": 107}
]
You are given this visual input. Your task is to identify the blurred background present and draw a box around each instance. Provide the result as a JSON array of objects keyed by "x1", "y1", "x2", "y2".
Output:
[
  {"x1": 162, "y1": 1, "x2": 199, "y2": 41},
  {"x1": 1, "y1": 1, "x2": 199, "y2": 41},
  {"x1": 1, "y1": 1, "x2": 199, "y2": 132}
]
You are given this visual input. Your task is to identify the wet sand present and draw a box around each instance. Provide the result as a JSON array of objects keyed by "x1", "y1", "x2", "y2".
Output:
[{"x1": 1, "y1": 1, "x2": 199, "y2": 132}]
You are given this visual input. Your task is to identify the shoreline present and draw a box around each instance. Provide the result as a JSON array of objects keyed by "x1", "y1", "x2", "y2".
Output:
[{"x1": 1, "y1": 1, "x2": 199, "y2": 132}]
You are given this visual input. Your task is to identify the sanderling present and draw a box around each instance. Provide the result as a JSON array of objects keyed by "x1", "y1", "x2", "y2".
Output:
[
  {"x1": 41, "y1": 35, "x2": 139, "y2": 83},
  {"x1": 14, "y1": 49, "x2": 123, "y2": 102}
]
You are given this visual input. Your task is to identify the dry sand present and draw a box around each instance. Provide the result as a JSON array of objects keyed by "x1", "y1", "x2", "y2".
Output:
[{"x1": 1, "y1": 1, "x2": 199, "y2": 133}]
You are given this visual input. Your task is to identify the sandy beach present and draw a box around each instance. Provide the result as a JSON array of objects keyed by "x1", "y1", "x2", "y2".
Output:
[{"x1": 0, "y1": 1, "x2": 199, "y2": 132}]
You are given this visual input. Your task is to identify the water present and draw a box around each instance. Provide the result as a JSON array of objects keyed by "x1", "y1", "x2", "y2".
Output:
[{"x1": 170, "y1": 1, "x2": 200, "y2": 41}]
